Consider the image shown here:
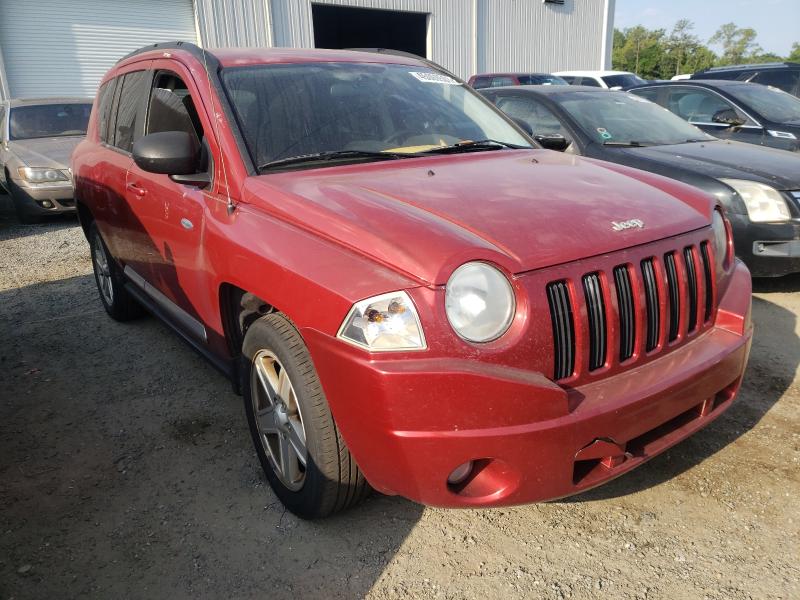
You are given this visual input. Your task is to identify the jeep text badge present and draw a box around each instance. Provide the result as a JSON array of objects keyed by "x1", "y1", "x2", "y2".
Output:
[{"x1": 612, "y1": 219, "x2": 645, "y2": 231}]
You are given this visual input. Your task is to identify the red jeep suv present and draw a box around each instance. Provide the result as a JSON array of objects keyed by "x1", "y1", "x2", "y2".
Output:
[{"x1": 72, "y1": 43, "x2": 753, "y2": 519}]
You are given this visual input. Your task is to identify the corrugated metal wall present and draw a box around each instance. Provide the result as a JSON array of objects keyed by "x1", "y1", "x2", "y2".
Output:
[
  {"x1": 265, "y1": 0, "x2": 610, "y2": 79},
  {"x1": 195, "y1": 0, "x2": 273, "y2": 47}
]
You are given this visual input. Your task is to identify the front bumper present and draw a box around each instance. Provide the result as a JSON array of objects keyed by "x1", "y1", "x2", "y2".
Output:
[
  {"x1": 12, "y1": 179, "x2": 76, "y2": 215},
  {"x1": 729, "y1": 212, "x2": 800, "y2": 277},
  {"x1": 304, "y1": 261, "x2": 752, "y2": 508}
]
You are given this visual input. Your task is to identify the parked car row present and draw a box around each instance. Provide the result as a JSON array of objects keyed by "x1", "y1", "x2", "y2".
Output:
[{"x1": 66, "y1": 43, "x2": 754, "y2": 519}]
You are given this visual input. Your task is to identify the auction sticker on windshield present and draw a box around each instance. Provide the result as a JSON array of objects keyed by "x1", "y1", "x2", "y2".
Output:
[{"x1": 410, "y1": 71, "x2": 460, "y2": 85}]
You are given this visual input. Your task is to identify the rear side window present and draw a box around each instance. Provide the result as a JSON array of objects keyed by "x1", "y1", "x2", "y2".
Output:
[
  {"x1": 631, "y1": 87, "x2": 659, "y2": 102},
  {"x1": 96, "y1": 79, "x2": 117, "y2": 143},
  {"x1": 578, "y1": 77, "x2": 602, "y2": 88},
  {"x1": 113, "y1": 71, "x2": 148, "y2": 152},
  {"x1": 472, "y1": 77, "x2": 491, "y2": 89},
  {"x1": 490, "y1": 76, "x2": 516, "y2": 87}
]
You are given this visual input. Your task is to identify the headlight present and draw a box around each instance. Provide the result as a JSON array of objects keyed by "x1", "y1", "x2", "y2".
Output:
[
  {"x1": 337, "y1": 291, "x2": 425, "y2": 351},
  {"x1": 445, "y1": 262, "x2": 515, "y2": 343},
  {"x1": 711, "y1": 209, "x2": 731, "y2": 278},
  {"x1": 721, "y1": 179, "x2": 791, "y2": 223},
  {"x1": 17, "y1": 167, "x2": 70, "y2": 183}
]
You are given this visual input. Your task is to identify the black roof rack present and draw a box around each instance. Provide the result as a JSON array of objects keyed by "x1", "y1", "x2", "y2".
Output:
[
  {"x1": 117, "y1": 40, "x2": 217, "y2": 67},
  {"x1": 698, "y1": 61, "x2": 799, "y2": 73}
]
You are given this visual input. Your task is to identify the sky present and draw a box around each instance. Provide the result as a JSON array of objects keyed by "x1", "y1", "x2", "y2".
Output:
[{"x1": 614, "y1": 0, "x2": 799, "y2": 57}]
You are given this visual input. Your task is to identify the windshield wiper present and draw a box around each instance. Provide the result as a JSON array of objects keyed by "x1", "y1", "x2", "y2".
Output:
[
  {"x1": 259, "y1": 149, "x2": 419, "y2": 172},
  {"x1": 602, "y1": 140, "x2": 650, "y2": 147},
  {"x1": 423, "y1": 139, "x2": 525, "y2": 154}
]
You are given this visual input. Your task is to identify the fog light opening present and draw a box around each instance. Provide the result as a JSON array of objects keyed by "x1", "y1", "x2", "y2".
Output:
[
  {"x1": 40, "y1": 200, "x2": 54, "y2": 209},
  {"x1": 446, "y1": 461, "x2": 474, "y2": 486}
]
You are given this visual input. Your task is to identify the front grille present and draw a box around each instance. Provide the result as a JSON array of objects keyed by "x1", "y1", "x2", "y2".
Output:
[
  {"x1": 700, "y1": 242, "x2": 713, "y2": 322},
  {"x1": 547, "y1": 281, "x2": 575, "y2": 381},
  {"x1": 546, "y1": 239, "x2": 715, "y2": 382},
  {"x1": 613, "y1": 266, "x2": 635, "y2": 361},
  {"x1": 582, "y1": 273, "x2": 606, "y2": 370},
  {"x1": 641, "y1": 258, "x2": 660, "y2": 351},
  {"x1": 664, "y1": 252, "x2": 681, "y2": 342},
  {"x1": 683, "y1": 247, "x2": 699, "y2": 332}
]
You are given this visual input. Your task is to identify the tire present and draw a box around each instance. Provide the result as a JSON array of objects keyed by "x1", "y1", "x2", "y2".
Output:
[
  {"x1": 8, "y1": 179, "x2": 41, "y2": 224},
  {"x1": 242, "y1": 313, "x2": 370, "y2": 519},
  {"x1": 88, "y1": 221, "x2": 144, "y2": 321}
]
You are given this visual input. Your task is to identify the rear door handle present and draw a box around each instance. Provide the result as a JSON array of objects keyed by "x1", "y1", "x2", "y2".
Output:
[{"x1": 126, "y1": 182, "x2": 147, "y2": 197}]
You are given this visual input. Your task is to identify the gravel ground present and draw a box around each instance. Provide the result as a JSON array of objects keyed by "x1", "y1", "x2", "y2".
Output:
[{"x1": 0, "y1": 207, "x2": 798, "y2": 600}]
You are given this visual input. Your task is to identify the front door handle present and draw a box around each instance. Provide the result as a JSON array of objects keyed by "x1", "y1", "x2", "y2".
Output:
[{"x1": 126, "y1": 182, "x2": 147, "y2": 197}]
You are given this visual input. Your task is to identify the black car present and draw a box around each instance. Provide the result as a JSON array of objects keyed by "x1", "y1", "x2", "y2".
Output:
[
  {"x1": 480, "y1": 85, "x2": 800, "y2": 277},
  {"x1": 691, "y1": 62, "x2": 800, "y2": 98},
  {"x1": 628, "y1": 80, "x2": 800, "y2": 153}
]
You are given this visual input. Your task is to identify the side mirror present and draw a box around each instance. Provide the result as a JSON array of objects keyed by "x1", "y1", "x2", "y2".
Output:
[
  {"x1": 712, "y1": 108, "x2": 747, "y2": 128},
  {"x1": 510, "y1": 116, "x2": 533, "y2": 136},
  {"x1": 534, "y1": 133, "x2": 570, "y2": 152},
  {"x1": 132, "y1": 131, "x2": 206, "y2": 180}
]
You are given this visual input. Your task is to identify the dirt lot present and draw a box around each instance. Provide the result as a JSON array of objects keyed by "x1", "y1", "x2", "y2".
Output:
[{"x1": 0, "y1": 209, "x2": 798, "y2": 600}]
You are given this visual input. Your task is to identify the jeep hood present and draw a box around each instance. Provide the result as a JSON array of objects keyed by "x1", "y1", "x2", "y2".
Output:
[
  {"x1": 8, "y1": 136, "x2": 82, "y2": 169},
  {"x1": 244, "y1": 150, "x2": 714, "y2": 285}
]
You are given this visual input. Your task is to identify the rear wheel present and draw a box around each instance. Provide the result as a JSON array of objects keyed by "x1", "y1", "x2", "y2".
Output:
[
  {"x1": 89, "y1": 222, "x2": 143, "y2": 321},
  {"x1": 242, "y1": 313, "x2": 369, "y2": 519}
]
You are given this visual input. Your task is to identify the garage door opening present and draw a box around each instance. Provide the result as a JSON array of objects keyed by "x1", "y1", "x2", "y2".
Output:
[{"x1": 312, "y1": 4, "x2": 428, "y2": 58}]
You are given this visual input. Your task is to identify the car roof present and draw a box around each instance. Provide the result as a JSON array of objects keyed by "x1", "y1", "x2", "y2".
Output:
[
  {"x1": 482, "y1": 85, "x2": 611, "y2": 96},
  {"x1": 698, "y1": 61, "x2": 799, "y2": 73},
  {"x1": 6, "y1": 97, "x2": 94, "y2": 107},
  {"x1": 553, "y1": 70, "x2": 632, "y2": 77},
  {"x1": 632, "y1": 79, "x2": 756, "y2": 90},
  {"x1": 119, "y1": 46, "x2": 426, "y2": 70},
  {"x1": 471, "y1": 72, "x2": 558, "y2": 78}
]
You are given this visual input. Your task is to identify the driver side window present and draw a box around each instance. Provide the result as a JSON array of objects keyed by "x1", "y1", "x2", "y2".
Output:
[
  {"x1": 664, "y1": 88, "x2": 752, "y2": 125},
  {"x1": 146, "y1": 72, "x2": 204, "y2": 145}
]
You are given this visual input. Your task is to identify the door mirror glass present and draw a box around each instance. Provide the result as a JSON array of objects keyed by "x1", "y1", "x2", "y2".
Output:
[
  {"x1": 712, "y1": 108, "x2": 747, "y2": 127},
  {"x1": 535, "y1": 133, "x2": 570, "y2": 151},
  {"x1": 132, "y1": 131, "x2": 199, "y2": 176}
]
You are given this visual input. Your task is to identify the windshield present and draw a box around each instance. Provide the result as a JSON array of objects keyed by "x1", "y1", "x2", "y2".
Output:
[
  {"x1": 221, "y1": 62, "x2": 532, "y2": 169},
  {"x1": 519, "y1": 75, "x2": 569, "y2": 86},
  {"x1": 602, "y1": 74, "x2": 647, "y2": 89},
  {"x1": 9, "y1": 103, "x2": 92, "y2": 140},
  {"x1": 725, "y1": 84, "x2": 800, "y2": 124},
  {"x1": 559, "y1": 91, "x2": 715, "y2": 145}
]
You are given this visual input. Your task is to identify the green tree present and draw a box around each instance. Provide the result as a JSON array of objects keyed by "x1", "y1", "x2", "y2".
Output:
[
  {"x1": 788, "y1": 42, "x2": 800, "y2": 62},
  {"x1": 666, "y1": 19, "x2": 700, "y2": 76},
  {"x1": 710, "y1": 23, "x2": 762, "y2": 65},
  {"x1": 613, "y1": 26, "x2": 667, "y2": 79}
]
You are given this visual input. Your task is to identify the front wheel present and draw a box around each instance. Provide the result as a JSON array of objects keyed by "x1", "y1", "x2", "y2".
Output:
[
  {"x1": 89, "y1": 222, "x2": 143, "y2": 321},
  {"x1": 242, "y1": 313, "x2": 370, "y2": 519}
]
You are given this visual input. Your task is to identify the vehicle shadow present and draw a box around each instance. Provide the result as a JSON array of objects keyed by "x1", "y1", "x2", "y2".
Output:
[
  {"x1": 752, "y1": 273, "x2": 800, "y2": 293},
  {"x1": 565, "y1": 294, "x2": 797, "y2": 502},
  {"x1": 0, "y1": 274, "x2": 423, "y2": 599},
  {"x1": 0, "y1": 204, "x2": 79, "y2": 240}
]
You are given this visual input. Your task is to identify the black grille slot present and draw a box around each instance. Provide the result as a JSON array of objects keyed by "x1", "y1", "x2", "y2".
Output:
[
  {"x1": 613, "y1": 266, "x2": 636, "y2": 361},
  {"x1": 641, "y1": 258, "x2": 660, "y2": 351},
  {"x1": 547, "y1": 281, "x2": 575, "y2": 380},
  {"x1": 582, "y1": 273, "x2": 607, "y2": 371},
  {"x1": 683, "y1": 247, "x2": 698, "y2": 332},
  {"x1": 664, "y1": 252, "x2": 680, "y2": 341},
  {"x1": 700, "y1": 242, "x2": 714, "y2": 322}
]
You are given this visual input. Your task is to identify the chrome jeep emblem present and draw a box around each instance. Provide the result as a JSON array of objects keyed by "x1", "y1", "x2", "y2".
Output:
[{"x1": 612, "y1": 219, "x2": 645, "y2": 231}]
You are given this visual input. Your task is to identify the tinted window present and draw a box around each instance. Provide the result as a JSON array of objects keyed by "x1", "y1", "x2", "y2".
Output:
[
  {"x1": 602, "y1": 74, "x2": 646, "y2": 89},
  {"x1": 146, "y1": 72, "x2": 203, "y2": 144},
  {"x1": 752, "y1": 70, "x2": 800, "y2": 95},
  {"x1": 559, "y1": 91, "x2": 714, "y2": 145},
  {"x1": 518, "y1": 75, "x2": 569, "y2": 86},
  {"x1": 578, "y1": 77, "x2": 602, "y2": 88},
  {"x1": 631, "y1": 87, "x2": 659, "y2": 102},
  {"x1": 113, "y1": 71, "x2": 148, "y2": 152},
  {"x1": 661, "y1": 87, "x2": 749, "y2": 125},
  {"x1": 490, "y1": 76, "x2": 516, "y2": 87},
  {"x1": 222, "y1": 62, "x2": 531, "y2": 169},
  {"x1": 9, "y1": 103, "x2": 92, "y2": 140},
  {"x1": 561, "y1": 76, "x2": 577, "y2": 85},
  {"x1": 471, "y1": 77, "x2": 491, "y2": 89},
  {"x1": 96, "y1": 79, "x2": 116, "y2": 143}
]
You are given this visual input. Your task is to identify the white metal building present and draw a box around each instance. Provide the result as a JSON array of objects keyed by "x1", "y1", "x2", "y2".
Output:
[{"x1": 0, "y1": 0, "x2": 615, "y2": 100}]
